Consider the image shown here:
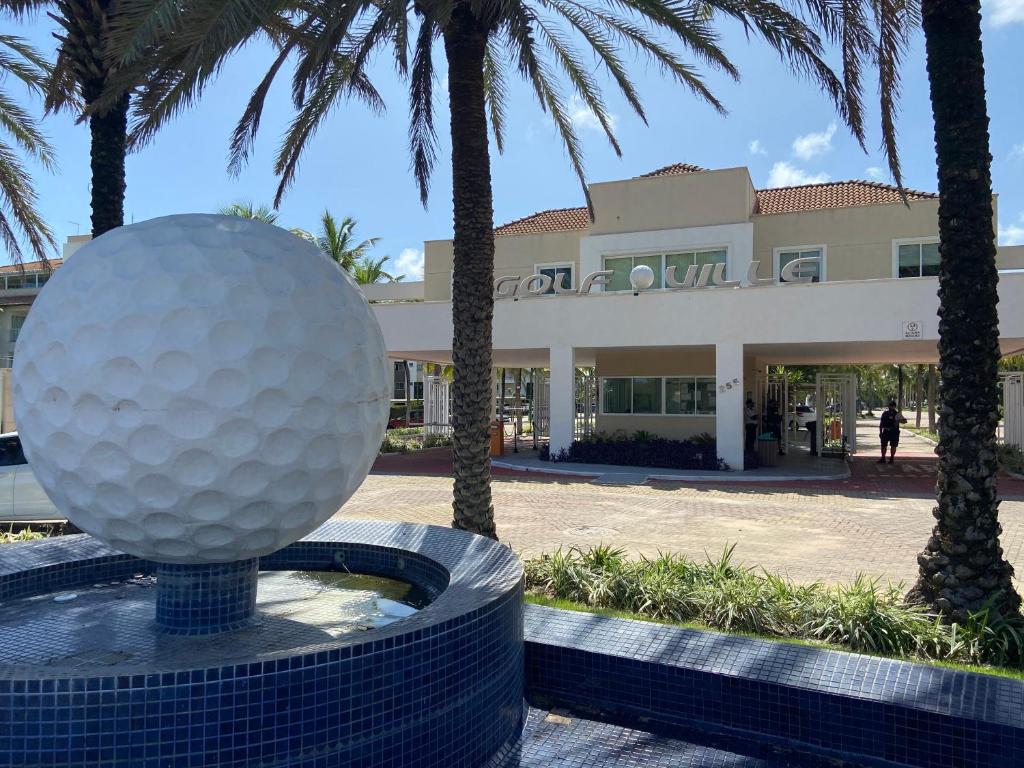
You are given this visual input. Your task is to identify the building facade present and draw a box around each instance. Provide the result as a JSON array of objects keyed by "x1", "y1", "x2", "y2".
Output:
[{"x1": 372, "y1": 163, "x2": 1024, "y2": 469}]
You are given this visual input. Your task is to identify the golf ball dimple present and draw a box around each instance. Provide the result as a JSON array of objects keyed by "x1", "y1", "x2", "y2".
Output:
[{"x1": 13, "y1": 214, "x2": 390, "y2": 564}]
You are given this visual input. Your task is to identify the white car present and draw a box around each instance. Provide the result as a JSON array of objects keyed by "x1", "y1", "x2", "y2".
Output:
[
  {"x1": 0, "y1": 432, "x2": 61, "y2": 523},
  {"x1": 793, "y1": 405, "x2": 817, "y2": 430}
]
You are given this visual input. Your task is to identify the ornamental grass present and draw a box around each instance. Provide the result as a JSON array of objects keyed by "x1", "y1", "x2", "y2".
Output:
[{"x1": 524, "y1": 545, "x2": 1024, "y2": 669}]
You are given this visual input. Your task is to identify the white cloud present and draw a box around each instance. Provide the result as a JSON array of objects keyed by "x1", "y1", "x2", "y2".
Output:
[
  {"x1": 999, "y1": 214, "x2": 1024, "y2": 246},
  {"x1": 1010, "y1": 143, "x2": 1024, "y2": 161},
  {"x1": 792, "y1": 122, "x2": 837, "y2": 161},
  {"x1": 865, "y1": 166, "x2": 884, "y2": 180},
  {"x1": 748, "y1": 139, "x2": 767, "y2": 156},
  {"x1": 568, "y1": 95, "x2": 617, "y2": 133},
  {"x1": 393, "y1": 248, "x2": 425, "y2": 280},
  {"x1": 767, "y1": 162, "x2": 830, "y2": 188},
  {"x1": 987, "y1": 0, "x2": 1024, "y2": 26}
]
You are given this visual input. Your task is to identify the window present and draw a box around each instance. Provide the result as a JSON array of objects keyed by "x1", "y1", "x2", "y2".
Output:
[
  {"x1": 412, "y1": 381, "x2": 424, "y2": 399},
  {"x1": 631, "y1": 377, "x2": 662, "y2": 414},
  {"x1": 895, "y1": 240, "x2": 939, "y2": 278},
  {"x1": 665, "y1": 378, "x2": 695, "y2": 415},
  {"x1": 0, "y1": 434, "x2": 26, "y2": 466},
  {"x1": 602, "y1": 376, "x2": 716, "y2": 415},
  {"x1": 9, "y1": 315, "x2": 25, "y2": 345},
  {"x1": 603, "y1": 249, "x2": 728, "y2": 291},
  {"x1": 665, "y1": 249, "x2": 727, "y2": 284},
  {"x1": 536, "y1": 263, "x2": 574, "y2": 294},
  {"x1": 393, "y1": 362, "x2": 407, "y2": 399},
  {"x1": 603, "y1": 254, "x2": 662, "y2": 292},
  {"x1": 775, "y1": 247, "x2": 824, "y2": 282},
  {"x1": 601, "y1": 378, "x2": 632, "y2": 414}
]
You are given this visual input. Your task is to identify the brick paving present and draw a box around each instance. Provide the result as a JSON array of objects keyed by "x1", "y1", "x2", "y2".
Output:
[{"x1": 349, "y1": 440, "x2": 1024, "y2": 586}]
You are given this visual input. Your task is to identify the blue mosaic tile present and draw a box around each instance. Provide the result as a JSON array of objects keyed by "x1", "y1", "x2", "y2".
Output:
[
  {"x1": 499, "y1": 707, "x2": 841, "y2": 767},
  {"x1": 524, "y1": 604, "x2": 1024, "y2": 768},
  {"x1": 0, "y1": 521, "x2": 525, "y2": 767},
  {"x1": 154, "y1": 559, "x2": 259, "y2": 635}
]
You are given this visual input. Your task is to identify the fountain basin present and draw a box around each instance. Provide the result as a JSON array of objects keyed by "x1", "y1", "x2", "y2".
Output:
[{"x1": 0, "y1": 520, "x2": 524, "y2": 767}]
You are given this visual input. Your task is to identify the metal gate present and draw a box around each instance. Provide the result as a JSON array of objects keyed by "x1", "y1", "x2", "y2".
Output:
[
  {"x1": 533, "y1": 369, "x2": 550, "y2": 438},
  {"x1": 1002, "y1": 372, "x2": 1023, "y2": 448},
  {"x1": 754, "y1": 371, "x2": 789, "y2": 453},
  {"x1": 423, "y1": 375, "x2": 452, "y2": 435},
  {"x1": 816, "y1": 373, "x2": 857, "y2": 457},
  {"x1": 575, "y1": 368, "x2": 597, "y2": 440}
]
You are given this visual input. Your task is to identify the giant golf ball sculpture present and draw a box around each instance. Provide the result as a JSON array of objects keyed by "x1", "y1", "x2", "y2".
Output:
[{"x1": 13, "y1": 214, "x2": 390, "y2": 632}]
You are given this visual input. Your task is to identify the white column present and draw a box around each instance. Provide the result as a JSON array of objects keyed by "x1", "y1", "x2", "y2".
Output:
[
  {"x1": 715, "y1": 342, "x2": 745, "y2": 470},
  {"x1": 549, "y1": 346, "x2": 576, "y2": 455}
]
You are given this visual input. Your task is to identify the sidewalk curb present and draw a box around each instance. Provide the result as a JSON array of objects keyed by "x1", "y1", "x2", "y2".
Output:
[{"x1": 490, "y1": 459, "x2": 852, "y2": 483}]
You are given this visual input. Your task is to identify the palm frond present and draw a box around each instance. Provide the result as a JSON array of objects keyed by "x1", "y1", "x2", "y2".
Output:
[
  {"x1": 503, "y1": 7, "x2": 593, "y2": 216},
  {"x1": 0, "y1": 143, "x2": 56, "y2": 262},
  {"x1": 482, "y1": 37, "x2": 509, "y2": 152},
  {"x1": 272, "y1": 52, "x2": 384, "y2": 206},
  {"x1": 409, "y1": 16, "x2": 438, "y2": 205}
]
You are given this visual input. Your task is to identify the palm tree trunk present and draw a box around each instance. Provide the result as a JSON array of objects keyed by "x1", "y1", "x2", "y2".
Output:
[
  {"x1": 85, "y1": 88, "x2": 128, "y2": 237},
  {"x1": 514, "y1": 368, "x2": 523, "y2": 453},
  {"x1": 897, "y1": 365, "x2": 904, "y2": 411},
  {"x1": 444, "y1": 7, "x2": 497, "y2": 539},
  {"x1": 915, "y1": 364, "x2": 924, "y2": 428},
  {"x1": 403, "y1": 361, "x2": 411, "y2": 427},
  {"x1": 910, "y1": 0, "x2": 1020, "y2": 621},
  {"x1": 928, "y1": 365, "x2": 937, "y2": 432}
]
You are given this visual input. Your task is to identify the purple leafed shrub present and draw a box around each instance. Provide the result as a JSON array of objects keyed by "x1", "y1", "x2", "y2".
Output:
[{"x1": 541, "y1": 432, "x2": 727, "y2": 471}]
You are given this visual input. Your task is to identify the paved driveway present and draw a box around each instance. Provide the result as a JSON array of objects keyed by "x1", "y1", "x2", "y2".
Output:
[{"x1": 339, "y1": 454, "x2": 1024, "y2": 587}]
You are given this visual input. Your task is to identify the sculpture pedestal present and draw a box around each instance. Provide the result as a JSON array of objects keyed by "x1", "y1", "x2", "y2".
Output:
[{"x1": 155, "y1": 559, "x2": 259, "y2": 635}]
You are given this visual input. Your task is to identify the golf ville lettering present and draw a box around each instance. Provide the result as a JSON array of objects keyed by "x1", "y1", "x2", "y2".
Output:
[{"x1": 494, "y1": 257, "x2": 820, "y2": 299}]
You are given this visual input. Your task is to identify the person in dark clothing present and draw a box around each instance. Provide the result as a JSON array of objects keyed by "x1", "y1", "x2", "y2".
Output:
[
  {"x1": 879, "y1": 400, "x2": 907, "y2": 464},
  {"x1": 745, "y1": 398, "x2": 758, "y2": 453}
]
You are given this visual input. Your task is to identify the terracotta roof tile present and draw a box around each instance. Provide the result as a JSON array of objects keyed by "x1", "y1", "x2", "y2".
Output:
[
  {"x1": 492, "y1": 166, "x2": 939, "y2": 235},
  {"x1": 494, "y1": 207, "x2": 589, "y2": 237},
  {"x1": 754, "y1": 180, "x2": 936, "y2": 215},
  {"x1": 0, "y1": 258, "x2": 62, "y2": 274},
  {"x1": 638, "y1": 163, "x2": 708, "y2": 178}
]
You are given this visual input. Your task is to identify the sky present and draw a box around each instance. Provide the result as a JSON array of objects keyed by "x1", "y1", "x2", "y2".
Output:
[{"x1": 8, "y1": 0, "x2": 1024, "y2": 277}]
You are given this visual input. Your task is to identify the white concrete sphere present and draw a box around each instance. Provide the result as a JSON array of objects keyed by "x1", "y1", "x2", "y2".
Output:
[
  {"x1": 13, "y1": 214, "x2": 390, "y2": 564},
  {"x1": 629, "y1": 264, "x2": 655, "y2": 291}
]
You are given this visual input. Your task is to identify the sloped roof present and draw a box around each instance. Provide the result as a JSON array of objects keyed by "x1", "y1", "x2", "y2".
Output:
[
  {"x1": 0, "y1": 258, "x2": 62, "y2": 274},
  {"x1": 638, "y1": 163, "x2": 708, "y2": 178},
  {"x1": 494, "y1": 207, "x2": 590, "y2": 237},
  {"x1": 754, "y1": 180, "x2": 937, "y2": 216},
  {"x1": 493, "y1": 166, "x2": 938, "y2": 236}
]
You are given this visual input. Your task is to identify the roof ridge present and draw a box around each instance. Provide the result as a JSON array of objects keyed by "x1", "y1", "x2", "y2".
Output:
[
  {"x1": 639, "y1": 162, "x2": 708, "y2": 178},
  {"x1": 756, "y1": 178, "x2": 936, "y2": 197}
]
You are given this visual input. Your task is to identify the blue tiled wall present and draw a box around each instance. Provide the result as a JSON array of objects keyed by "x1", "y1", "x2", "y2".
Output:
[
  {"x1": 524, "y1": 605, "x2": 1024, "y2": 768},
  {"x1": 0, "y1": 521, "x2": 525, "y2": 768}
]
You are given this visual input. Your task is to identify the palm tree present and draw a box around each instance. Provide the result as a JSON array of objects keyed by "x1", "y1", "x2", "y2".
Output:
[
  {"x1": 310, "y1": 211, "x2": 379, "y2": 273},
  {"x1": 5, "y1": 0, "x2": 136, "y2": 236},
  {"x1": 352, "y1": 255, "x2": 402, "y2": 285},
  {"x1": 109, "y1": 0, "x2": 909, "y2": 539},
  {"x1": 0, "y1": 32, "x2": 57, "y2": 262},
  {"x1": 218, "y1": 201, "x2": 279, "y2": 224},
  {"x1": 907, "y1": 0, "x2": 1020, "y2": 622}
]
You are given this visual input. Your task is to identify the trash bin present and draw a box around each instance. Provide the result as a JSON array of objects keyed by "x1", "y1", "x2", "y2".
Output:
[
  {"x1": 807, "y1": 421, "x2": 818, "y2": 455},
  {"x1": 489, "y1": 421, "x2": 505, "y2": 457},
  {"x1": 756, "y1": 435, "x2": 778, "y2": 467}
]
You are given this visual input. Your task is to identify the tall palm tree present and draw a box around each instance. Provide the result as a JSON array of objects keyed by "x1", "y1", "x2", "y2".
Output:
[
  {"x1": 0, "y1": 32, "x2": 57, "y2": 262},
  {"x1": 310, "y1": 211, "x2": 379, "y2": 273},
  {"x1": 908, "y1": 0, "x2": 1020, "y2": 622},
  {"x1": 6, "y1": 0, "x2": 135, "y2": 236},
  {"x1": 218, "y1": 201, "x2": 279, "y2": 224},
  {"x1": 352, "y1": 255, "x2": 402, "y2": 285},
  {"x1": 109, "y1": 0, "x2": 909, "y2": 539}
]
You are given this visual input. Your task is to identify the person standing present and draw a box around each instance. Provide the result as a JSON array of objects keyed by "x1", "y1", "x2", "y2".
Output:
[
  {"x1": 879, "y1": 400, "x2": 907, "y2": 464},
  {"x1": 745, "y1": 398, "x2": 758, "y2": 453}
]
